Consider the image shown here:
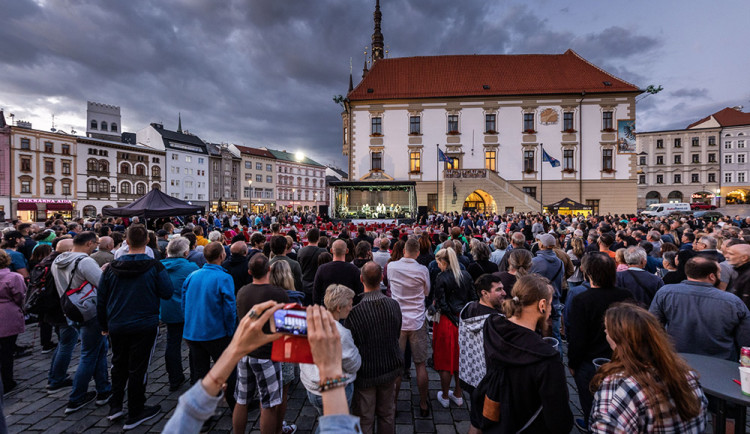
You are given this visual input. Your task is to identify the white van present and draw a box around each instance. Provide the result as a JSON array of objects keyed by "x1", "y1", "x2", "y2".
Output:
[{"x1": 640, "y1": 202, "x2": 691, "y2": 217}]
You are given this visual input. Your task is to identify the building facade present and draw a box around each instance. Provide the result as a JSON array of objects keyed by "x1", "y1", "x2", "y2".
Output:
[
  {"x1": 635, "y1": 129, "x2": 721, "y2": 208},
  {"x1": 268, "y1": 149, "x2": 326, "y2": 212},
  {"x1": 207, "y1": 143, "x2": 242, "y2": 213},
  {"x1": 236, "y1": 146, "x2": 277, "y2": 213},
  {"x1": 137, "y1": 122, "x2": 209, "y2": 209},
  {"x1": 343, "y1": 50, "x2": 641, "y2": 214},
  {"x1": 86, "y1": 101, "x2": 121, "y2": 141},
  {"x1": 76, "y1": 136, "x2": 166, "y2": 217},
  {"x1": 0, "y1": 111, "x2": 10, "y2": 221},
  {"x1": 10, "y1": 122, "x2": 77, "y2": 221}
]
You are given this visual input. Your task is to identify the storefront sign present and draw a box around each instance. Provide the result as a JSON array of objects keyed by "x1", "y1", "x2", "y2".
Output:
[{"x1": 18, "y1": 199, "x2": 73, "y2": 204}]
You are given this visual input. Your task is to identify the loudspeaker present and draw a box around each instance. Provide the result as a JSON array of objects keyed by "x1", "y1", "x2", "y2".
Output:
[
  {"x1": 418, "y1": 206, "x2": 428, "y2": 217},
  {"x1": 319, "y1": 205, "x2": 329, "y2": 216}
]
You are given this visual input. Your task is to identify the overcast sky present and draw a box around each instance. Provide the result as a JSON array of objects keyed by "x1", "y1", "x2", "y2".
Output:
[{"x1": 2, "y1": 0, "x2": 748, "y2": 169}]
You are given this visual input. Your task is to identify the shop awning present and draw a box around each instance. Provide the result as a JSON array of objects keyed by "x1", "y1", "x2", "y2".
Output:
[
  {"x1": 46, "y1": 202, "x2": 73, "y2": 211},
  {"x1": 17, "y1": 202, "x2": 37, "y2": 211}
]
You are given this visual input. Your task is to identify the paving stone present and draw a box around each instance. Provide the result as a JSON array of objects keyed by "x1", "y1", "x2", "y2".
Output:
[
  {"x1": 435, "y1": 424, "x2": 456, "y2": 434},
  {"x1": 414, "y1": 418, "x2": 435, "y2": 432},
  {"x1": 395, "y1": 424, "x2": 415, "y2": 434}
]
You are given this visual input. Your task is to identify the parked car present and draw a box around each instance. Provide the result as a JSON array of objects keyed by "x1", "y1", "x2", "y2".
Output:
[
  {"x1": 641, "y1": 202, "x2": 691, "y2": 217},
  {"x1": 693, "y1": 210, "x2": 724, "y2": 222},
  {"x1": 690, "y1": 202, "x2": 717, "y2": 210}
]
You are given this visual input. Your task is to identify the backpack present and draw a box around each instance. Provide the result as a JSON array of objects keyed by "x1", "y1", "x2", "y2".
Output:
[
  {"x1": 59, "y1": 257, "x2": 98, "y2": 323},
  {"x1": 470, "y1": 366, "x2": 543, "y2": 433},
  {"x1": 24, "y1": 261, "x2": 60, "y2": 315}
]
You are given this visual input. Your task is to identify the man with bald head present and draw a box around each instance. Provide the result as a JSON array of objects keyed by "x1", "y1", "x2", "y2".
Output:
[
  {"x1": 91, "y1": 236, "x2": 115, "y2": 267},
  {"x1": 727, "y1": 243, "x2": 750, "y2": 310},
  {"x1": 650, "y1": 256, "x2": 750, "y2": 361},
  {"x1": 222, "y1": 241, "x2": 251, "y2": 294},
  {"x1": 313, "y1": 239, "x2": 363, "y2": 306}
]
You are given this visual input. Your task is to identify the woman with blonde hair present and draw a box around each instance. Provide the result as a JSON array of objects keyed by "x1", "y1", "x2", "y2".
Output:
[
  {"x1": 470, "y1": 274, "x2": 573, "y2": 433},
  {"x1": 589, "y1": 303, "x2": 707, "y2": 432},
  {"x1": 433, "y1": 247, "x2": 476, "y2": 409}
]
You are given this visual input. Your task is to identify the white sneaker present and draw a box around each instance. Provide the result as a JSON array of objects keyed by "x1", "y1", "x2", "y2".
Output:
[
  {"x1": 449, "y1": 390, "x2": 464, "y2": 407},
  {"x1": 436, "y1": 391, "x2": 450, "y2": 408}
]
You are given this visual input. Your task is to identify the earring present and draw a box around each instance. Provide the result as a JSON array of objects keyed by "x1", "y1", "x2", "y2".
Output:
[{"x1": 541, "y1": 309, "x2": 546, "y2": 314}]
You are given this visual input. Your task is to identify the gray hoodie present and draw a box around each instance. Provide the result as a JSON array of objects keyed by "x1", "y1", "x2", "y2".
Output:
[{"x1": 52, "y1": 252, "x2": 103, "y2": 297}]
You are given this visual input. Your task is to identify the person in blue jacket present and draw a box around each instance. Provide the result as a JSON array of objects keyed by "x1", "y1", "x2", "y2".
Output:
[
  {"x1": 160, "y1": 237, "x2": 199, "y2": 392},
  {"x1": 181, "y1": 242, "x2": 237, "y2": 386}
]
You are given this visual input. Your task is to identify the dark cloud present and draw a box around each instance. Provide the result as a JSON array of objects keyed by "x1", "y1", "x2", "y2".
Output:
[
  {"x1": 670, "y1": 87, "x2": 709, "y2": 98},
  {"x1": 0, "y1": 0, "x2": 665, "y2": 167}
]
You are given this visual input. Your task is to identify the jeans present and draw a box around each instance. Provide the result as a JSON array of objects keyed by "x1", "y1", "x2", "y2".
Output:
[
  {"x1": 549, "y1": 303, "x2": 563, "y2": 355},
  {"x1": 48, "y1": 323, "x2": 79, "y2": 387},
  {"x1": 307, "y1": 382, "x2": 354, "y2": 416},
  {"x1": 40, "y1": 321, "x2": 54, "y2": 347},
  {"x1": 165, "y1": 323, "x2": 185, "y2": 387},
  {"x1": 69, "y1": 318, "x2": 111, "y2": 403},
  {"x1": 573, "y1": 360, "x2": 597, "y2": 427}
]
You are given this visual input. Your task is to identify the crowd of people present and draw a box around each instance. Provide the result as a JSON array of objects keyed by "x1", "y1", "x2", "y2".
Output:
[{"x1": 1, "y1": 208, "x2": 750, "y2": 433}]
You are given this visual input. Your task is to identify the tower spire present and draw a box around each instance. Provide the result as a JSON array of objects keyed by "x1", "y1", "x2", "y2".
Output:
[
  {"x1": 177, "y1": 112, "x2": 182, "y2": 133},
  {"x1": 371, "y1": 0, "x2": 384, "y2": 62}
]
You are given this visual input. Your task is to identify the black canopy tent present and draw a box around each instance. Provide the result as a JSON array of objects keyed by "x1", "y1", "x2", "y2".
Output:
[
  {"x1": 543, "y1": 197, "x2": 593, "y2": 216},
  {"x1": 102, "y1": 188, "x2": 204, "y2": 219}
]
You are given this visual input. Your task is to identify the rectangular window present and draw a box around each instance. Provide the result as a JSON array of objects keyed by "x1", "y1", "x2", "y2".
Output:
[
  {"x1": 44, "y1": 160, "x2": 54, "y2": 174},
  {"x1": 674, "y1": 174, "x2": 682, "y2": 184},
  {"x1": 266, "y1": 164, "x2": 272, "y2": 171},
  {"x1": 266, "y1": 176, "x2": 272, "y2": 183},
  {"x1": 447, "y1": 115, "x2": 459, "y2": 133},
  {"x1": 256, "y1": 162, "x2": 262, "y2": 170},
  {"x1": 656, "y1": 156, "x2": 664, "y2": 165},
  {"x1": 485, "y1": 114, "x2": 496, "y2": 133},
  {"x1": 725, "y1": 172, "x2": 733, "y2": 183},
  {"x1": 62, "y1": 183, "x2": 70, "y2": 195},
  {"x1": 410, "y1": 116, "x2": 421, "y2": 134},
  {"x1": 171, "y1": 154, "x2": 178, "y2": 160},
  {"x1": 708, "y1": 173, "x2": 716, "y2": 183},
  {"x1": 198, "y1": 158, "x2": 204, "y2": 164},
  {"x1": 523, "y1": 113, "x2": 534, "y2": 132},
  {"x1": 485, "y1": 150, "x2": 497, "y2": 171},
  {"x1": 371, "y1": 117, "x2": 382, "y2": 135},
  {"x1": 523, "y1": 150, "x2": 535, "y2": 172},
  {"x1": 45, "y1": 181, "x2": 54, "y2": 195},
  {"x1": 692, "y1": 137, "x2": 699, "y2": 147},
  {"x1": 656, "y1": 175, "x2": 664, "y2": 184},
  {"x1": 602, "y1": 149, "x2": 613, "y2": 171},
  {"x1": 563, "y1": 112, "x2": 574, "y2": 131},
  {"x1": 245, "y1": 161, "x2": 251, "y2": 169},
  {"x1": 21, "y1": 180, "x2": 31, "y2": 193},
  {"x1": 740, "y1": 140, "x2": 746, "y2": 149},
  {"x1": 213, "y1": 161, "x2": 219, "y2": 170},
  {"x1": 725, "y1": 154, "x2": 733, "y2": 164},
  {"x1": 62, "y1": 161, "x2": 71, "y2": 175},
  {"x1": 20, "y1": 157, "x2": 31, "y2": 172},
  {"x1": 372, "y1": 151, "x2": 382, "y2": 171},
  {"x1": 638, "y1": 174, "x2": 646, "y2": 184},
  {"x1": 44, "y1": 142, "x2": 53, "y2": 153},
  {"x1": 725, "y1": 141, "x2": 733, "y2": 149},
  {"x1": 522, "y1": 187, "x2": 537, "y2": 199},
  {"x1": 673, "y1": 138, "x2": 681, "y2": 148},
  {"x1": 62, "y1": 144, "x2": 70, "y2": 155},
  {"x1": 692, "y1": 154, "x2": 700, "y2": 163},
  {"x1": 656, "y1": 139, "x2": 664, "y2": 149},
  {"x1": 739, "y1": 154, "x2": 746, "y2": 164},
  {"x1": 708, "y1": 153, "x2": 716, "y2": 163},
  {"x1": 585, "y1": 199, "x2": 600, "y2": 215},
  {"x1": 446, "y1": 156, "x2": 459, "y2": 170},
  {"x1": 21, "y1": 138, "x2": 30, "y2": 149},
  {"x1": 409, "y1": 151, "x2": 421, "y2": 173},
  {"x1": 740, "y1": 172, "x2": 747, "y2": 183},
  {"x1": 185, "y1": 156, "x2": 192, "y2": 163},
  {"x1": 674, "y1": 154, "x2": 682, "y2": 164},
  {"x1": 692, "y1": 173, "x2": 700, "y2": 183},
  {"x1": 639, "y1": 156, "x2": 646, "y2": 165},
  {"x1": 256, "y1": 174, "x2": 262, "y2": 182},
  {"x1": 709, "y1": 136, "x2": 716, "y2": 146},
  {"x1": 602, "y1": 111, "x2": 613, "y2": 130},
  {"x1": 563, "y1": 149, "x2": 574, "y2": 171}
]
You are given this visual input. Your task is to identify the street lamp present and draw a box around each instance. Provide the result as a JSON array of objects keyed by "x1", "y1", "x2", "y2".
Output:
[
  {"x1": 292, "y1": 188, "x2": 296, "y2": 212},
  {"x1": 247, "y1": 180, "x2": 253, "y2": 212},
  {"x1": 295, "y1": 151, "x2": 304, "y2": 162}
]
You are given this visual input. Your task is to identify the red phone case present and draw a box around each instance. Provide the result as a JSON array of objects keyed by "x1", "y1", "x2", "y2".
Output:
[{"x1": 271, "y1": 303, "x2": 314, "y2": 364}]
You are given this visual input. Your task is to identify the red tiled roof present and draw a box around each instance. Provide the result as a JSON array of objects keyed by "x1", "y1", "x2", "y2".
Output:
[
  {"x1": 687, "y1": 107, "x2": 750, "y2": 129},
  {"x1": 235, "y1": 145, "x2": 275, "y2": 159},
  {"x1": 348, "y1": 49, "x2": 640, "y2": 101}
]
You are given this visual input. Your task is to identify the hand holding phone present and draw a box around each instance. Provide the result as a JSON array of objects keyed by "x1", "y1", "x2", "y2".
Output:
[{"x1": 270, "y1": 308, "x2": 308, "y2": 336}]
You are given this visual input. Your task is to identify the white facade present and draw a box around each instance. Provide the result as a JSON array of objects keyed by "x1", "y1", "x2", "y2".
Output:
[
  {"x1": 86, "y1": 101, "x2": 121, "y2": 140},
  {"x1": 270, "y1": 150, "x2": 326, "y2": 211},
  {"x1": 720, "y1": 125, "x2": 750, "y2": 203}
]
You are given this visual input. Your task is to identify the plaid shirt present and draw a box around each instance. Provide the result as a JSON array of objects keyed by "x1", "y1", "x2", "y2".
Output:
[{"x1": 590, "y1": 372, "x2": 707, "y2": 433}]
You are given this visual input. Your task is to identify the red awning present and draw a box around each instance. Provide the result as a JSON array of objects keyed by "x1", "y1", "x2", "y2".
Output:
[
  {"x1": 17, "y1": 202, "x2": 37, "y2": 211},
  {"x1": 46, "y1": 203, "x2": 73, "y2": 211}
]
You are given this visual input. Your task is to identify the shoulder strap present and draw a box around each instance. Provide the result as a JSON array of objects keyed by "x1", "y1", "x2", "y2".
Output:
[
  {"x1": 65, "y1": 256, "x2": 86, "y2": 292},
  {"x1": 516, "y1": 405, "x2": 543, "y2": 434}
]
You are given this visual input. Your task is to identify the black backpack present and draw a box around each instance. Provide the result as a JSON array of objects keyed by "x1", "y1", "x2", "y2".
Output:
[
  {"x1": 470, "y1": 366, "x2": 543, "y2": 433},
  {"x1": 25, "y1": 256, "x2": 60, "y2": 315}
]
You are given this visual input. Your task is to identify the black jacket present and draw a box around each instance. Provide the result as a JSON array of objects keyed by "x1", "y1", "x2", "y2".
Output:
[
  {"x1": 434, "y1": 270, "x2": 476, "y2": 325},
  {"x1": 474, "y1": 315, "x2": 573, "y2": 433},
  {"x1": 467, "y1": 259, "x2": 499, "y2": 282},
  {"x1": 222, "y1": 253, "x2": 251, "y2": 294},
  {"x1": 732, "y1": 261, "x2": 750, "y2": 311}
]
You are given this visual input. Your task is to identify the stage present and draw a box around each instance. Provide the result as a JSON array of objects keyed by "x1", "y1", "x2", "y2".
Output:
[{"x1": 327, "y1": 180, "x2": 417, "y2": 221}]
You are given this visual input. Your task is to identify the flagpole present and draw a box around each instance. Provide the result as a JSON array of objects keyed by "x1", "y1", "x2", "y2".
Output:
[
  {"x1": 436, "y1": 144, "x2": 439, "y2": 213},
  {"x1": 540, "y1": 143, "x2": 544, "y2": 214}
]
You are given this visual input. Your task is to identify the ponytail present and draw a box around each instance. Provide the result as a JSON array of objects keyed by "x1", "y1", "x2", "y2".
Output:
[
  {"x1": 436, "y1": 247, "x2": 462, "y2": 285},
  {"x1": 501, "y1": 274, "x2": 553, "y2": 317}
]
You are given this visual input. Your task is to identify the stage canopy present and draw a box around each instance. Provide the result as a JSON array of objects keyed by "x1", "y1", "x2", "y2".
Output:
[
  {"x1": 102, "y1": 188, "x2": 204, "y2": 218},
  {"x1": 544, "y1": 197, "x2": 593, "y2": 216}
]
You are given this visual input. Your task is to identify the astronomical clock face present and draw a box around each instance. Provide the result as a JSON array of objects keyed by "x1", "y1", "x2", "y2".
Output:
[{"x1": 540, "y1": 108, "x2": 558, "y2": 125}]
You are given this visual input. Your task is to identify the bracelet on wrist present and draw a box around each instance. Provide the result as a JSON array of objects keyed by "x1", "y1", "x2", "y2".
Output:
[
  {"x1": 205, "y1": 371, "x2": 226, "y2": 390},
  {"x1": 317, "y1": 375, "x2": 349, "y2": 392}
]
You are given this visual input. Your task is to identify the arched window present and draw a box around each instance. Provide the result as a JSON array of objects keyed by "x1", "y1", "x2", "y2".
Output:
[
  {"x1": 90, "y1": 120, "x2": 98, "y2": 130},
  {"x1": 87, "y1": 179, "x2": 98, "y2": 193},
  {"x1": 136, "y1": 165, "x2": 146, "y2": 176},
  {"x1": 101, "y1": 121, "x2": 108, "y2": 131},
  {"x1": 136, "y1": 183, "x2": 146, "y2": 195},
  {"x1": 82, "y1": 205, "x2": 96, "y2": 217},
  {"x1": 667, "y1": 191, "x2": 683, "y2": 203},
  {"x1": 152, "y1": 183, "x2": 161, "y2": 191},
  {"x1": 87, "y1": 158, "x2": 98, "y2": 171},
  {"x1": 111, "y1": 123, "x2": 118, "y2": 132},
  {"x1": 120, "y1": 162, "x2": 130, "y2": 174},
  {"x1": 120, "y1": 182, "x2": 131, "y2": 194},
  {"x1": 151, "y1": 166, "x2": 161, "y2": 178},
  {"x1": 99, "y1": 160, "x2": 109, "y2": 172},
  {"x1": 99, "y1": 180, "x2": 109, "y2": 193}
]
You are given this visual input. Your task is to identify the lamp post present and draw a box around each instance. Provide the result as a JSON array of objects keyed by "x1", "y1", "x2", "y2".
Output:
[
  {"x1": 292, "y1": 188, "x2": 296, "y2": 212},
  {"x1": 247, "y1": 179, "x2": 253, "y2": 212}
]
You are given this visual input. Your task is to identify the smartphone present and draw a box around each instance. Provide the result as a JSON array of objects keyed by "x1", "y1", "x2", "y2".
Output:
[{"x1": 270, "y1": 309, "x2": 308, "y2": 336}]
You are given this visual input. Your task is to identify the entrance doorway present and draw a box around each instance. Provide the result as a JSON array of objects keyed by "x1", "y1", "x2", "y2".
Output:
[{"x1": 463, "y1": 190, "x2": 496, "y2": 213}]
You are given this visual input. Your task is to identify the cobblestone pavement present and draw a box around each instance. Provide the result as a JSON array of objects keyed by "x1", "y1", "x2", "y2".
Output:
[{"x1": 3, "y1": 323, "x2": 596, "y2": 434}]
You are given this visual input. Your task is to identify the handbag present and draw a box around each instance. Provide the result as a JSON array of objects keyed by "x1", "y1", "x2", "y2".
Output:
[
  {"x1": 458, "y1": 302, "x2": 497, "y2": 388},
  {"x1": 60, "y1": 257, "x2": 98, "y2": 323}
]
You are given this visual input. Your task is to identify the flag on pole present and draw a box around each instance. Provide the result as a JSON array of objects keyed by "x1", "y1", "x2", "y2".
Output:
[
  {"x1": 542, "y1": 148, "x2": 561, "y2": 167},
  {"x1": 438, "y1": 148, "x2": 454, "y2": 164}
]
